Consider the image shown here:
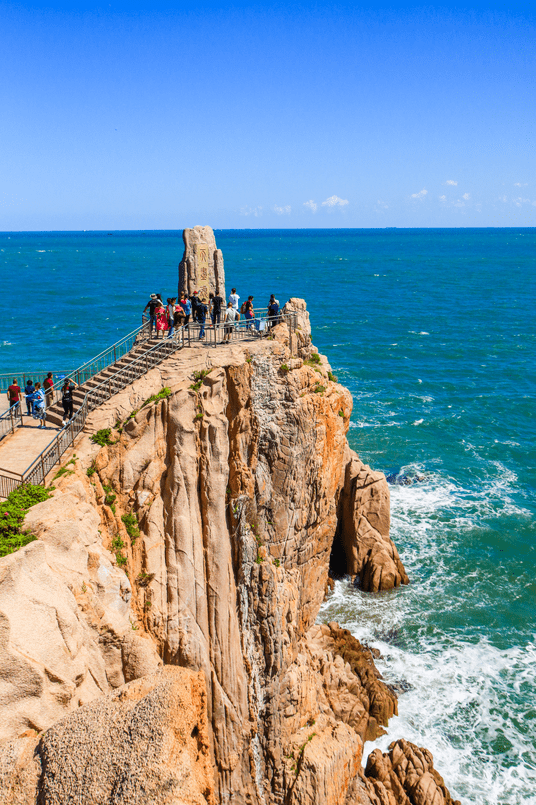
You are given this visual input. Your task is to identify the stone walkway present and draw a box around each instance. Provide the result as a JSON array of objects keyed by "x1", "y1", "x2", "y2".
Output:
[{"x1": 0, "y1": 415, "x2": 62, "y2": 476}]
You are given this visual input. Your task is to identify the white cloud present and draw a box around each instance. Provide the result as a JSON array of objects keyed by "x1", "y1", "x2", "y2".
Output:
[
  {"x1": 446, "y1": 180, "x2": 458, "y2": 186},
  {"x1": 514, "y1": 197, "x2": 531, "y2": 207},
  {"x1": 240, "y1": 206, "x2": 263, "y2": 217},
  {"x1": 462, "y1": 193, "x2": 470, "y2": 200},
  {"x1": 321, "y1": 195, "x2": 349, "y2": 207},
  {"x1": 274, "y1": 204, "x2": 291, "y2": 215},
  {"x1": 410, "y1": 188, "x2": 428, "y2": 199},
  {"x1": 514, "y1": 182, "x2": 528, "y2": 187},
  {"x1": 376, "y1": 200, "x2": 388, "y2": 209},
  {"x1": 303, "y1": 200, "x2": 317, "y2": 212},
  {"x1": 439, "y1": 194, "x2": 446, "y2": 201}
]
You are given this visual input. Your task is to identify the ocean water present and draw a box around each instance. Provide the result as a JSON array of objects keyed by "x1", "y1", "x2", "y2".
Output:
[{"x1": 1, "y1": 229, "x2": 535, "y2": 803}]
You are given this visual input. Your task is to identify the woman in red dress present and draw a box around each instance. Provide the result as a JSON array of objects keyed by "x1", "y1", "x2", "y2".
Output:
[{"x1": 155, "y1": 302, "x2": 169, "y2": 338}]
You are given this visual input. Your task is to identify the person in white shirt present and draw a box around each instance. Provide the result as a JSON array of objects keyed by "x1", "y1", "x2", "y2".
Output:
[
  {"x1": 229, "y1": 288, "x2": 240, "y2": 310},
  {"x1": 224, "y1": 302, "x2": 239, "y2": 342}
]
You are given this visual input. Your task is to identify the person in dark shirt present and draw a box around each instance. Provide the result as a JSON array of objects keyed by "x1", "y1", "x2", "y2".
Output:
[
  {"x1": 25, "y1": 380, "x2": 35, "y2": 414},
  {"x1": 61, "y1": 379, "x2": 76, "y2": 425},
  {"x1": 143, "y1": 293, "x2": 160, "y2": 335},
  {"x1": 209, "y1": 292, "x2": 224, "y2": 325},
  {"x1": 190, "y1": 291, "x2": 200, "y2": 322},
  {"x1": 7, "y1": 379, "x2": 21, "y2": 408},
  {"x1": 197, "y1": 301, "x2": 208, "y2": 340}
]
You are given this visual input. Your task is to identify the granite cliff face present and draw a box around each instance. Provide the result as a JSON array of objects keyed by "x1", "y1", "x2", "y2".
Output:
[{"x1": 0, "y1": 300, "x2": 456, "y2": 805}]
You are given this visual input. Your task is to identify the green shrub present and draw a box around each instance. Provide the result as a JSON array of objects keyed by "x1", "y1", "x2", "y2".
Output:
[
  {"x1": 189, "y1": 371, "x2": 211, "y2": 392},
  {"x1": 327, "y1": 371, "x2": 338, "y2": 383},
  {"x1": 111, "y1": 534, "x2": 127, "y2": 567},
  {"x1": 91, "y1": 429, "x2": 116, "y2": 447},
  {"x1": 313, "y1": 384, "x2": 326, "y2": 394},
  {"x1": 280, "y1": 364, "x2": 289, "y2": 373},
  {"x1": 338, "y1": 410, "x2": 344, "y2": 417},
  {"x1": 305, "y1": 353, "x2": 321, "y2": 367},
  {"x1": 102, "y1": 484, "x2": 116, "y2": 506},
  {"x1": 141, "y1": 387, "x2": 171, "y2": 408},
  {"x1": 86, "y1": 460, "x2": 97, "y2": 477},
  {"x1": 122, "y1": 512, "x2": 140, "y2": 544},
  {"x1": 0, "y1": 484, "x2": 53, "y2": 557}
]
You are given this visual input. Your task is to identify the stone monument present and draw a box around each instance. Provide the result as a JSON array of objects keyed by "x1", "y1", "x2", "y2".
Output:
[{"x1": 178, "y1": 226, "x2": 225, "y2": 305}]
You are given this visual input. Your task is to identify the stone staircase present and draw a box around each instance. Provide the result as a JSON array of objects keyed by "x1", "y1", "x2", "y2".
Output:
[{"x1": 45, "y1": 337, "x2": 161, "y2": 428}]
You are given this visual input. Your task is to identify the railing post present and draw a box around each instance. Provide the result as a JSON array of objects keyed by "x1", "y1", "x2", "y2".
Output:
[
  {"x1": 40, "y1": 454, "x2": 46, "y2": 485},
  {"x1": 114, "y1": 346, "x2": 117, "y2": 363}
]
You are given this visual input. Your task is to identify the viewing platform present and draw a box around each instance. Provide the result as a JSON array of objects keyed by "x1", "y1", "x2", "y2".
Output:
[{"x1": 0, "y1": 311, "x2": 297, "y2": 499}]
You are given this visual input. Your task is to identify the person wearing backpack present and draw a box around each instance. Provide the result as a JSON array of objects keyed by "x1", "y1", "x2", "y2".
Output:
[
  {"x1": 242, "y1": 296, "x2": 254, "y2": 328},
  {"x1": 43, "y1": 372, "x2": 54, "y2": 409},
  {"x1": 24, "y1": 379, "x2": 35, "y2": 415}
]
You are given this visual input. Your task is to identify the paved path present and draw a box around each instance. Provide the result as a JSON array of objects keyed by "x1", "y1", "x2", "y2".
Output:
[{"x1": 0, "y1": 416, "x2": 62, "y2": 476}]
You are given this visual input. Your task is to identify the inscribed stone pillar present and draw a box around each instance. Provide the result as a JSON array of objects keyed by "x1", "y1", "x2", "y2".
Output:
[{"x1": 178, "y1": 226, "x2": 225, "y2": 304}]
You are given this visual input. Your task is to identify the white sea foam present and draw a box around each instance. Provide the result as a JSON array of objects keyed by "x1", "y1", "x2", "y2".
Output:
[
  {"x1": 412, "y1": 418, "x2": 424, "y2": 425},
  {"x1": 319, "y1": 466, "x2": 535, "y2": 805}
]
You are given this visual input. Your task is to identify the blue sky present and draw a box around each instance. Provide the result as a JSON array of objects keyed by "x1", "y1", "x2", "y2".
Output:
[{"x1": 1, "y1": 0, "x2": 535, "y2": 229}]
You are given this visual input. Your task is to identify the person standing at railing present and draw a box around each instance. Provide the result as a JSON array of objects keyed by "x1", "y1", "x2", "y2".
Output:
[
  {"x1": 7, "y1": 379, "x2": 22, "y2": 411},
  {"x1": 143, "y1": 293, "x2": 160, "y2": 335},
  {"x1": 197, "y1": 300, "x2": 208, "y2": 340},
  {"x1": 155, "y1": 301, "x2": 169, "y2": 339},
  {"x1": 24, "y1": 379, "x2": 35, "y2": 415},
  {"x1": 223, "y1": 302, "x2": 239, "y2": 342},
  {"x1": 61, "y1": 378, "x2": 76, "y2": 426},
  {"x1": 166, "y1": 297, "x2": 177, "y2": 338},
  {"x1": 229, "y1": 287, "x2": 240, "y2": 311},
  {"x1": 241, "y1": 296, "x2": 255, "y2": 329},
  {"x1": 209, "y1": 292, "x2": 224, "y2": 325},
  {"x1": 43, "y1": 372, "x2": 54, "y2": 409},
  {"x1": 179, "y1": 292, "x2": 192, "y2": 325},
  {"x1": 267, "y1": 295, "x2": 280, "y2": 330},
  {"x1": 170, "y1": 302, "x2": 186, "y2": 338},
  {"x1": 28, "y1": 383, "x2": 46, "y2": 428},
  {"x1": 190, "y1": 291, "x2": 201, "y2": 322}
]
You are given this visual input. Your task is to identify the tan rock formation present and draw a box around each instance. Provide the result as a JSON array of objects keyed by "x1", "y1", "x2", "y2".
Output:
[
  {"x1": 0, "y1": 300, "x2": 449, "y2": 805},
  {"x1": 335, "y1": 446, "x2": 409, "y2": 592},
  {"x1": 362, "y1": 739, "x2": 461, "y2": 805},
  {"x1": 0, "y1": 667, "x2": 215, "y2": 805},
  {"x1": 178, "y1": 225, "x2": 225, "y2": 303}
]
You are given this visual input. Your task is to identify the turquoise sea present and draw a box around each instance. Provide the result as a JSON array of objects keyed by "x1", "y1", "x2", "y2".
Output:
[{"x1": 1, "y1": 229, "x2": 535, "y2": 804}]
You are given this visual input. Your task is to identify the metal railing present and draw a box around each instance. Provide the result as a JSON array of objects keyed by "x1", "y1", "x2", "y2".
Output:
[
  {"x1": 0, "y1": 402, "x2": 22, "y2": 442},
  {"x1": 0, "y1": 312, "x2": 296, "y2": 497}
]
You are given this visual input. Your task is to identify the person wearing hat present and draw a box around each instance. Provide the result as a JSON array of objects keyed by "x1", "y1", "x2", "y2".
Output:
[{"x1": 143, "y1": 294, "x2": 160, "y2": 335}]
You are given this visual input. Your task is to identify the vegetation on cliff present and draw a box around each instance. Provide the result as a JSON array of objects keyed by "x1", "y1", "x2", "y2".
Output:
[{"x1": 0, "y1": 483, "x2": 53, "y2": 556}]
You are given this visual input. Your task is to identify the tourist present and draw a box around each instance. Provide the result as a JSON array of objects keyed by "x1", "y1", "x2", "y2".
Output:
[
  {"x1": 43, "y1": 372, "x2": 54, "y2": 409},
  {"x1": 155, "y1": 301, "x2": 169, "y2": 338},
  {"x1": 7, "y1": 378, "x2": 22, "y2": 410},
  {"x1": 29, "y1": 383, "x2": 46, "y2": 428},
  {"x1": 167, "y1": 297, "x2": 177, "y2": 338},
  {"x1": 242, "y1": 296, "x2": 255, "y2": 328},
  {"x1": 24, "y1": 379, "x2": 35, "y2": 415},
  {"x1": 229, "y1": 287, "x2": 240, "y2": 311},
  {"x1": 267, "y1": 295, "x2": 280, "y2": 329},
  {"x1": 173, "y1": 303, "x2": 186, "y2": 335},
  {"x1": 197, "y1": 299, "x2": 208, "y2": 340},
  {"x1": 209, "y1": 291, "x2": 224, "y2": 325},
  {"x1": 180, "y1": 293, "x2": 192, "y2": 325},
  {"x1": 190, "y1": 291, "x2": 201, "y2": 322},
  {"x1": 224, "y1": 302, "x2": 239, "y2": 342},
  {"x1": 143, "y1": 293, "x2": 160, "y2": 335},
  {"x1": 61, "y1": 378, "x2": 76, "y2": 426}
]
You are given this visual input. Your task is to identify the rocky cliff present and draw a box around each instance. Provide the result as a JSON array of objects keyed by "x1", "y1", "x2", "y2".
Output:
[{"x1": 0, "y1": 300, "x2": 457, "y2": 805}]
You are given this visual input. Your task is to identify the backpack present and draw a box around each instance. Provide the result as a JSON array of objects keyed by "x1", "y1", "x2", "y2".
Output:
[
  {"x1": 240, "y1": 301, "x2": 247, "y2": 314},
  {"x1": 268, "y1": 302, "x2": 279, "y2": 317}
]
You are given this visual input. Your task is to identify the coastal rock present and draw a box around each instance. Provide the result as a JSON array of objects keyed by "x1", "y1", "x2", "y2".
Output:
[
  {"x1": 0, "y1": 300, "x2": 445, "y2": 805},
  {"x1": 363, "y1": 739, "x2": 461, "y2": 805},
  {"x1": 178, "y1": 225, "x2": 225, "y2": 302},
  {"x1": 336, "y1": 447, "x2": 409, "y2": 592}
]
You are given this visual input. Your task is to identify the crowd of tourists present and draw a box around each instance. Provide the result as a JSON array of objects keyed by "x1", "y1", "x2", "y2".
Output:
[
  {"x1": 143, "y1": 289, "x2": 281, "y2": 341},
  {"x1": 6, "y1": 373, "x2": 76, "y2": 428}
]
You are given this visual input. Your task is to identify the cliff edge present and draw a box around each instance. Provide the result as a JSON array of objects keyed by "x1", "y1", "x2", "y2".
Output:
[{"x1": 0, "y1": 300, "x2": 458, "y2": 805}]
